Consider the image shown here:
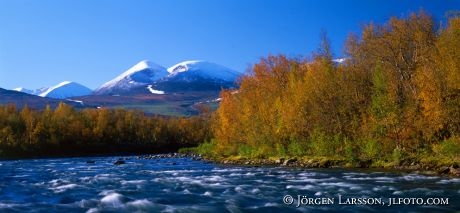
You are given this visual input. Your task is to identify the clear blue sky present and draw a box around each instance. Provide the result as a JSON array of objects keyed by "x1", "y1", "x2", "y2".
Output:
[{"x1": 0, "y1": 0, "x2": 458, "y2": 90}]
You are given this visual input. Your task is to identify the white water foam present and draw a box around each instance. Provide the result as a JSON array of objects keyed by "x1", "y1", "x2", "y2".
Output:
[
  {"x1": 373, "y1": 185, "x2": 396, "y2": 192},
  {"x1": 286, "y1": 185, "x2": 316, "y2": 190},
  {"x1": 100, "y1": 192, "x2": 124, "y2": 207},
  {"x1": 319, "y1": 181, "x2": 362, "y2": 189},
  {"x1": 120, "y1": 180, "x2": 147, "y2": 185},
  {"x1": 393, "y1": 191, "x2": 404, "y2": 195},
  {"x1": 126, "y1": 199, "x2": 154, "y2": 208},
  {"x1": 50, "y1": 183, "x2": 78, "y2": 193},
  {"x1": 264, "y1": 202, "x2": 278, "y2": 207},
  {"x1": 86, "y1": 207, "x2": 99, "y2": 213},
  {"x1": 401, "y1": 174, "x2": 439, "y2": 181},
  {"x1": 234, "y1": 186, "x2": 244, "y2": 193},
  {"x1": 0, "y1": 203, "x2": 22, "y2": 208},
  {"x1": 251, "y1": 188, "x2": 261, "y2": 194},
  {"x1": 437, "y1": 178, "x2": 460, "y2": 184}
]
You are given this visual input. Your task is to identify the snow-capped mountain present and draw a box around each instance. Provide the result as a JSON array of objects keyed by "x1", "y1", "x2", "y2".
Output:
[
  {"x1": 13, "y1": 87, "x2": 34, "y2": 94},
  {"x1": 94, "y1": 60, "x2": 169, "y2": 95},
  {"x1": 94, "y1": 60, "x2": 241, "y2": 95},
  {"x1": 149, "y1": 60, "x2": 240, "y2": 92},
  {"x1": 167, "y1": 60, "x2": 240, "y2": 82},
  {"x1": 39, "y1": 81, "x2": 92, "y2": 99},
  {"x1": 13, "y1": 87, "x2": 49, "y2": 96}
]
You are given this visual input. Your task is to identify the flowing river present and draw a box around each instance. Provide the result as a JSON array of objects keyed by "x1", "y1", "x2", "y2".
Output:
[{"x1": 0, "y1": 156, "x2": 459, "y2": 212}]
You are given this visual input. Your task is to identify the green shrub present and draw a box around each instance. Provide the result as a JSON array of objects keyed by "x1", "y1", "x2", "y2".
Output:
[
  {"x1": 344, "y1": 138, "x2": 357, "y2": 161},
  {"x1": 195, "y1": 140, "x2": 216, "y2": 156},
  {"x1": 238, "y1": 144, "x2": 254, "y2": 157},
  {"x1": 392, "y1": 146, "x2": 405, "y2": 165},
  {"x1": 433, "y1": 137, "x2": 460, "y2": 158},
  {"x1": 362, "y1": 139, "x2": 381, "y2": 159},
  {"x1": 309, "y1": 129, "x2": 341, "y2": 157},
  {"x1": 287, "y1": 139, "x2": 308, "y2": 156},
  {"x1": 276, "y1": 143, "x2": 287, "y2": 157},
  {"x1": 178, "y1": 147, "x2": 197, "y2": 154}
]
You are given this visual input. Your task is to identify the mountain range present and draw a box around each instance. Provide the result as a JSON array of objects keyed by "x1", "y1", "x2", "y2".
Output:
[
  {"x1": 3, "y1": 60, "x2": 242, "y2": 115},
  {"x1": 13, "y1": 60, "x2": 240, "y2": 97}
]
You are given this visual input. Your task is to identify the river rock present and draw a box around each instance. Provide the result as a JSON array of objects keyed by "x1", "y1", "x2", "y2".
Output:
[
  {"x1": 114, "y1": 160, "x2": 125, "y2": 165},
  {"x1": 283, "y1": 158, "x2": 297, "y2": 166},
  {"x1": 439, "y1": 166, "x2": 450, "y2": 175},
  {"x1": 449, "y1": 167, "x2": 460, "y2": 176},
  {"x1": 408, "y1": 164, "x2": 421, "y2": 170},
  {"x1": 319, "y1": 159, "x2": 331, "y2": 168},
  {"x1": 275, "y1": 157, "x2": 285, "y2": 164}
]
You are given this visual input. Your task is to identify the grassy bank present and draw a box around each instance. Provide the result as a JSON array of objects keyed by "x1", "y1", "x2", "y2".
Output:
[{"x1": 180, "y1": 138, "x2": 460, "y2": 177}]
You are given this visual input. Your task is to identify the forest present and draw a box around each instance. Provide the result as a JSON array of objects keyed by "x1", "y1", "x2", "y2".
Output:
[
  {"x1": 198, "y1": 12, "x2": 460, "y2": 166},
  {"x1": 0, "y1": 103, "x2": 211, "y2": 158}
]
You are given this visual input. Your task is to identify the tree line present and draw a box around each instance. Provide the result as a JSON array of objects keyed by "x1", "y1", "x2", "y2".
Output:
[
  {"x1": 205, "y1": 11, "x2": 459, "y2": 163},
  {"x1": 0, "y1": 103, "x2": 211, "y2": 158}
]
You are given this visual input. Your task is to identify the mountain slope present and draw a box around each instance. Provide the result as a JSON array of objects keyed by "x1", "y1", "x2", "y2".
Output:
[
  {"x1": 0, "y1": 88, "x2": 86, "y2": 109},
  {"x1": 13, "y1": 87, "x2": 34, "y2": 94},
  {"x1": 13, "y1": 87, "x2": 49, "y2": 96},
  {"x1": 152, "y1": 60, "x2": 240, "y2": 92},
  {"x1": 39, "y1": 81, "x2": 92, "y2": 99},
  {"x1": 94, "y1": 60, "x2": 169, "y2": 95},
  {"x1": 167, "y1": 60, "x2": 240, "y2": 82}
]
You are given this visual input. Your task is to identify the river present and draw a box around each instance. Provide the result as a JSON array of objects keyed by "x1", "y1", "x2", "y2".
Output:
[{"x1": 0, "y1": 156, "x2": 459, "y2": 212}]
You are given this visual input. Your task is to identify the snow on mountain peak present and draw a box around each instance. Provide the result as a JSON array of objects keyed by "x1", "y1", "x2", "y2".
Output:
[
  {"x1": 55, "y1": 81, "x2": 72, "y2": 88},
  {"x1": 125, "y1": 60, "x2": 164, "y2": 76},
  {"x1": 111, "y1": 60, "x2": 167, "y2": 83},
  {"x1": 13, "y1": 87, "x2": 33, "y2": 94},
  {"x1": 39, "y1": 81, "x2": 92, "y2": 99},
  {"x1": 94, "y1": 60, "x2": 169, "y2": 95},
  {"x1": 166, "y1": 60, "x2": 240, "y2": 82}
]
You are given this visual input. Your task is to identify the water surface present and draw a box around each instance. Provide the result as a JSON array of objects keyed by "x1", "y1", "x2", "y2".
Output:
[{"x1": 0, "y1": 156, "x2": 459, "y2": 212}]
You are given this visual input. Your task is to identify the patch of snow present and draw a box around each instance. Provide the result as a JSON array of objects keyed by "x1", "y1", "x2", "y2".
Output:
[
  {"x1": 333, "y1": 58, "x2": 347, "y2": 63},
  {"x1": 147, "y1": 85, "x2": 165, "y2": 94},
  {"x1": 167, "y1": 60, "x2": 201, "y2": 73},
  {"x1": 13, "y1": 87, "x2": 34, "y2": 94},
  {"x1": 13, "y1": 87, "x2": 49, "y2": 95},
  {"x1": 66, "y1": 99, "x2": 84, "y2": 105}
]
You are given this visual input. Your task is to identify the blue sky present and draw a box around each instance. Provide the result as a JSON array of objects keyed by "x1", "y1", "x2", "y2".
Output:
[{"x1": 0, "y1": 0, "x2": 458, "y2": 90}]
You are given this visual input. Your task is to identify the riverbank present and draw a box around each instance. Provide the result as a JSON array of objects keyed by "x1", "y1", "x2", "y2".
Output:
[{"x1": 185, "y1": 153, "x2": 460, "y2": 177}]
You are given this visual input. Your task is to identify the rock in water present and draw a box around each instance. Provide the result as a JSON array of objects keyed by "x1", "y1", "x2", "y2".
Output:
[{"x1": 114, "y1": 160, "x2": 125, "y2": 165}]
